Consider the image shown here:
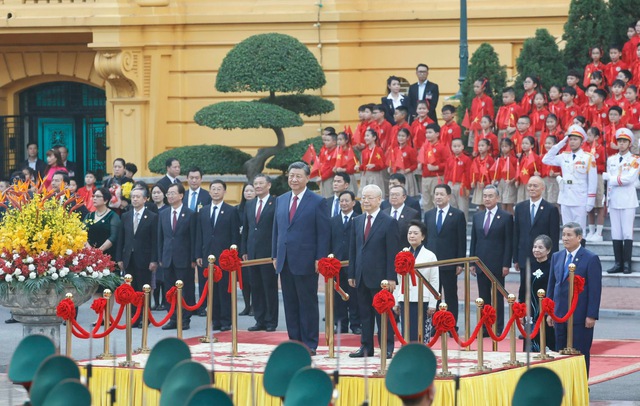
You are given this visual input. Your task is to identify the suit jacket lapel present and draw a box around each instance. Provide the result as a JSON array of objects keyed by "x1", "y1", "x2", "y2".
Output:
[
  {"x1": 289, "y1": 192, "x2": 310, "y2": 226},
  {"x1": 364, "y1": 215, "x2": 383, "y2": 246}
]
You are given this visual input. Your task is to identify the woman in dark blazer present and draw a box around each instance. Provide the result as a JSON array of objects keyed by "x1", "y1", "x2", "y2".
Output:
[{"x1": 381, "y1": 75, "x2": 409, "y2": 125}]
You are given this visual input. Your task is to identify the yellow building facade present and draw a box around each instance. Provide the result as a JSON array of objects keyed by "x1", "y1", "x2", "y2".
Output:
[{"x1": 0, "y1": 0, "x2": 570, "y2": 180}]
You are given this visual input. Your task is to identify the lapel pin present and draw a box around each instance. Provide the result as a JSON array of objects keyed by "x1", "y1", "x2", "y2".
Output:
[
  {"x1": 540, "y1": 206, "x2": 544, "y2": 210},
  {"x1": 496, "y1": 215, "x2": 501, "y2": 219},
  {"x1": 575, "y1": 258, "x2": 579, "y2": 262},
  {"x1": 400, "y1": 215, "x2": 404, "y2": 219},
  {"x1": 181, "y1": 213, "x2": 185, "y2": 217},
  {"x1": 144, "y1": 215, "x2": 148, "y2": 219},
  {"x1": 221, "y1": 211, "x2": 224, "y2": 214},
  {"x1": 448, "y1": 213, "x2": 452, "y2": 216}
]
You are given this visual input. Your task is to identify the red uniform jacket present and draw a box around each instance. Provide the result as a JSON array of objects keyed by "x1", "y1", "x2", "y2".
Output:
[
  {"x1": 603, "y1": 122, "x2": 625, "y2": 157},
  {"x1": 585, "y1": 141, "x2": 606, "y2": 173},
  {"x1": 630, "y1": 60, "x2": 640, "y2": 87},
  {"x1": 548, "y1": 100, "x2": 566, "y2": 127},
  {"x1": 410, "y1": 117, "x2": 433, "y2": 151},
  {"x1": 490, "y1": 154, "x2": 518, "y2": 182},
  {"x1": 540, "y1": 126, "x2": 565, "y2": 155},
  {"x1": 605, "y1": 95, "x2": 628, "y2": 110},
  {"x1": 562, "y1": 103, "x2": 583, "y2": 129},
  {"x1": 624, "y1": 101, "x2": 640, "y2": 131},
  {"x1": 440, "y1": 120, "x2": 462, "y2": 151},
  {"x1": 495, "y1": 103, "x2": 523, "y2": 131},
  {"x1": 444, "y1": 153, "x2": 472, "y2": 193},
  {"x1": 389, "y1": 144, "x2": 418, "y2": 174},
  {"x1": 570, "y1": 85, "x2": 588, "y2": 108},
  {"x1": 623, "y1": 36, "x2": 640, "y2": 65},
  {"x1": 529, "y1": 107, "x2": 550, "y2": 133},
  {"x1": 470, "y1": 94, "x2": 495, "y2": 128},
  {"x1": 419, "y1": 141, "x2": 450, "y2": 177},
  {"x1": 361, "y1": 145, "x2": 386, "y2": 173},
  {"x1": 605, "y1": 60, "x2": 628, "y2": 87},
  {"x1": 319, "y1": 146, "x2": 338, "y2": 181},
  {"x1": 473, "y1": 130, "x2": 499, "y2": 158},
  {"x1": 520, "y1": 90, "x2": 536, "y2": 115},
  {"x1": 517, "y1": 151, "x2": 542, "y2": 185},
  {"x1": 334, "y1": 145, "x2": 358, "y2": 175},
  {"x1": 586, "y1": 104, "x2": 610, "y2": 131},
  {"x1": 470, "y1": 154, "x2": 495, "y2": 186},
  {"x1": 583, "y1": 62, "x2": 605, "y2": 88}
]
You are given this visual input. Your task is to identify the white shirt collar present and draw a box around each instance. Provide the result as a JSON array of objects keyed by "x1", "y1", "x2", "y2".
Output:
[
  {"x1": 391, "y1": 203, "x2": 405, "y2": 216},
  {"x1": 292, "y1": 188, "x2": 307, "y2": 201},
  {"x1": 134, "y1": 207, "x2": 145, "y2": 216},
  {"x1": 366, "y1": 208, "x2": 381, "y2": 221},
  {"x1": 567, "y1": 246, "x2": 580, "y2": 258},
  {"x1": 172, "y1": 204, "x2": 183, "y2": 214},
  {"x1": 211, "y1": 201, "x2": 223, "y2": 215},
  {"x1": 341, "y1": 210, "x2": 353, "y2": 219},
  {"x1": 436, "y1": 204, "x2": 450, "y2": 215},
  {"x1": 167, "y1": 174, "x2": 177, "y2": 183}
]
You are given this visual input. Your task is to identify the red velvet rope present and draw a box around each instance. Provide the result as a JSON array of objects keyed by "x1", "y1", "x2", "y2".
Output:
[
  {"x1": 395, "y1": 251, "x2": 417, "y2": 293},
  {"x1": 181, "y1": 281, "x2": 209, "y2": 311},
  {"x1": 372, "y1": 289, "x2": 407, "y2": 346},
  {"x1": 219, "y1": 249, "x2": 243, "y2": 293},
  {"x1": 148, "y1": 299, "x2": 176, "y2": 327},
  {"x1": 70, "y1": 304, "x2": 125, "y2": 339}
]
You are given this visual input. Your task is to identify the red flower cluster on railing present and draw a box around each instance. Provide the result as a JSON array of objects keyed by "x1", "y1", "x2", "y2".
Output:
[
  {"x1": 219, "y1": 249, "x2": 243, "y2": 293},
  {"x1": 394, "y1": 250, "x2": 417, "y2": 293}
]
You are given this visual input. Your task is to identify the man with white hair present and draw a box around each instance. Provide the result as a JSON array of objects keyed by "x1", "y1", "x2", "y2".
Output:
[{"x1": 542, "y1": 124, "x2": 597, "y2": 231}]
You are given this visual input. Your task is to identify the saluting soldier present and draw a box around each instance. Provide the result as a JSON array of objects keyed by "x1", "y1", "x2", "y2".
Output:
[
  {"x1": 385, "y1": 343, "x2": 437, "y2": 405},
  {"x1": 603, "y1": 128, "x2": 640, "y2": 274},
  {"x1": 542, "y1": 124, "x2": 598, "y2": 230}
]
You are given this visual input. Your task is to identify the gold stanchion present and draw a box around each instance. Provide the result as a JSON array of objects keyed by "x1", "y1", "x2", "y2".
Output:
[
  {"x1": 534, "y1": 289, "x2": 554, "y2": 360},
  {"x1": 560, "y1": 264, "x2": 580, "y2": 355},
  {"x1": 470, "y1": 298, "x2": 491, "y2": 373},
  {"x1": 464, "y1": 262, "x2": 471, "y2": 351},
  {"x1": 374, "y1": 280, "x2": 389, "y2": 376},
  {"x1": 97, "y1": 289, "x2": 114, "y2": 359},
  {"x1": 327, "y1": 277, "x2": 335, "y2": 358},
  {"x1": 491, "y1": 282, "x2": 498, "y2": 352},
  {"x1": 200, "y1": 255, "x2": 218, "y2": 344},
  {"x1": 230, "y1": 245, "x2": 239, "y2": 357},
  {"x1": 436, "y1": 303, "x2": 453, "y2": 377},
  {"x1": 120, "y1": 274, "x2": 139, "y2": 367},
  {"x1": 417, "y1": 281, "x2": 424, "y2": 344},
  {"x1": 135, "y1": 284, "x2": 151, "y2": 354},
  {"x1": 65, "y1": 292, "x2": 73, "y2": 357},
  {"x1": 403, "y1": 258, "x2": 411, "y2": 343},
  {"x1": 503, "y1": 294, "x2": 523, "y2": 367},
  {"x1": 176, "y1": 280, "x2": 184, "y2": 339}
]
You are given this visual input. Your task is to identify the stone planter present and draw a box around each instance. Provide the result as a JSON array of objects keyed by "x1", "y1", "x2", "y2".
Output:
[{"x1": 0, "y1": 283, "x2": 98, "y2": 348}]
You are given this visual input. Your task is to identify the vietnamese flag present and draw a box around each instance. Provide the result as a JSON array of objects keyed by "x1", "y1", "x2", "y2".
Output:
[
  {"x1": 462, "y1": 109, "x2": 471, "y2": 129},
  {"x1": 302, "y1": 144, "x2": 318, "y2": 166}
]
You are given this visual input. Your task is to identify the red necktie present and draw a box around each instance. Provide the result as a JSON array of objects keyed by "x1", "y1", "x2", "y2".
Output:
[
  {"x1": 172, "y1": 210, "x2": 178, "y2": 231},
  {"x1": 364, "y1": 215, "x2": 372, "y2": 241},
  {"x1": 256, "y1": 199, "x2": 263, "y2": 223},
  {"x1": 289, "y1": 195, "x2": 298, "y2": 222}
]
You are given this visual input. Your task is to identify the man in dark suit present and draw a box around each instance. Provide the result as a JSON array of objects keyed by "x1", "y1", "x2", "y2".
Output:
[
  {"x1": 156, "y1": 158, "x2": 182, "y2": 191},
  {"x1": 326, "y1": 173, "x2": 362, "y2": 217},
  {"x1": 381, "y1": 173, "x2": 422, "y2": 216},
  {"x1": 513, "y1": 176, "x2": 560, "y2": 302},
  {"x1": 158, "y1": 182, "x2": 197, "y2": 330},
  {"x1": 407, "y1": 63, "x2": 440, "y2": 122},
  {"x1": 116, "y1": 187, "x2": 158, "y2": 325},
  {"x1": 348, "y1": 184, "x2": 400, "y2": 358},
  {"x1": 547, "y1": 222, "x2": 602, "y2": 375},
  {"x1": 19, "y1": 142, "x2": 47, "y2": 179},
  {"x1": 241, "y1": 174, "x2": 278, "y2": 332},
  {"x1": 195, "y1": 180, "x2": 240, "y2": 331},
  {"x1": 57, "y1": 146, "x2": 77, "y2": 178},
  {"x1": 329, "y1": 190, "x2": 361, "y2": 335},
  {"x1": 470, "y1": 184, "x2": 513, "y2": 332},
  {"x1": 383, "y1": 185, "x2": 420, "y2": 248},
  {"x1": 183, "y1": 167, "x2": 212, "y2": 213},
  {"x1": 272, "y1": 162, "x2": 330, "y2": 354},
  {"x1": 424, "y1": 184, "x2": 467, "y2": 327}
]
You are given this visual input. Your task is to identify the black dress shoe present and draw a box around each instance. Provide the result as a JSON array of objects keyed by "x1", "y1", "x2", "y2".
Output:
[
  {"x1": 248, "y1": 309, "x2": 254, "y2": 317},
  {"x1": 349, "y1": 347, "x2": 374, "y2": 358},
  {"x1": 386, "y1": 351, "x2": 393, "y2": 359},
  {"x1": 162, "y1": 321, "x2": 177, "y2": 330},
  {"x1": 351, "y1": 327, "x2": 362, "y2": 335},
  {"x1": 266, "y1": 326, "x2": 276, "y2": 332},
  {"x1": 248, "y1": 324, "x2": 266, "y2": 332},
  {"x1": 182, "y1": 322, "x2": 190, "y2": 331},
  {"x1": 212, "y1": 324, "x2": 221, "y2": 331},
  {"x1": 5, "y1": 317, "x2": 18, "y2": 324},
  {"x1": 197, "y1": 308, "x2": 207, "y2": 317},
  {"x1": 239, "y1": 308, "x2": 251, "y2": 316},
  {"x1": 220, "y1": 325, "x2": 231, "y2": 332}
]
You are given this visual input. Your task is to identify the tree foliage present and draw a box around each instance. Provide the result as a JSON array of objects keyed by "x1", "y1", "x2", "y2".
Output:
[
  {"x1": 459, "y1": 43, "x2": 507, "y2": 119},
  {"x1": 514, "y1": 29, "x2": 567, "y2": 98},
  {"x1": 257, "y1": 95, "x2": 334, "y2": 117},
  {"x1": 562, "y1": 0, "x2": 611, "y2": 70},
  {"x1": 194, "y1": 101, "x2": 303, "y2": 130},
  {"x1": 148, "y1": 145, "x2": 251, "y2": 175},
  {"x1": 607, "y1": 0, "x2": 640, "y2": 48},
  {"x1": 266, "y1": 136, "x2": 323, "y2": 172}
]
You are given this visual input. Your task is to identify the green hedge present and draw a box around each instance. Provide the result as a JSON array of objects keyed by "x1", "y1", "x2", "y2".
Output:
[
  {"x1": 148, "y1": 145, "x2": 251, "y2": 175},
  {"x1": 266, "y1": 136, "x2": 323, "y2": 172}
]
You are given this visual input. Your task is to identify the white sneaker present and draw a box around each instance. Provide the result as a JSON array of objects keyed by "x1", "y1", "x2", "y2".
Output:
[
  {"x1": 584, "y1": 232, "x2": 592, "y2": 241},
  {"x1": 590, "y1": 234, "x2": 603, "y2": 242}
]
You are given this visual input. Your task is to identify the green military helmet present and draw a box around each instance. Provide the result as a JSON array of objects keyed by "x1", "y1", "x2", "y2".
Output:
[
  {"x1": 284, "y1": 367, "x2": 333, "y2": 406},
  {"x1": 30, "y1": 355, "x2": 80, "y2": 406},
  {"x1": 263, "y1": 341, "x2": 312, "y2": 398},
  {"x1": 512, "y1": 367, "x2": 563, "y2": 406},
  {"x1": 385, "y1": 344, "x2": 437, "y2": 399},
  {"x1": 9, "y1": 335, "x2": 56, "y2": 387},
  {"x1": 159, "y1": 360, "x2": 211, "y2": 406},
  {"x1": 42, "y1": 378, "x2": 91, "y2": 406},
  {"x1": 186, "y1": 386, "x2": 233, "y2": 406},
  {"x1": 143, "y1": 337, "x2": 192, "y2": 390}
]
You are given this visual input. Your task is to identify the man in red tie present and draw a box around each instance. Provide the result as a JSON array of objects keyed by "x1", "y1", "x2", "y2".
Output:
[
  {"x1": 348, "y1": 184, "x2": 400, "y2": 359},
  {"x1": 272, "y1": 162, "x2": 330, "y2": 355}
]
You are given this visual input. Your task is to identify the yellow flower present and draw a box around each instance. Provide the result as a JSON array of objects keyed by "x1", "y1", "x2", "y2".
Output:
[{"x1": 121, "y1": 182, "x2": 133, "y2": 200}]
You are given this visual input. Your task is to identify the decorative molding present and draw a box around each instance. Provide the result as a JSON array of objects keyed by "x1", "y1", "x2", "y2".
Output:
[
  {"x1": 135, "y1": 0, "x2": 169, "y2": 6},
  {"x1": 94, "y1": 50, "x2": 141, "y2": 98}
]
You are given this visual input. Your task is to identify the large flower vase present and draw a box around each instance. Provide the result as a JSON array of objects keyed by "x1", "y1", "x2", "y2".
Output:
[{"x1": 0, "y1": 283, "x2": 98, "y2": 348}]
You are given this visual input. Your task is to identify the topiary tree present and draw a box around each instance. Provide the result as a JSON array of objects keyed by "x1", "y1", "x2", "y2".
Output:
[
  {"x1": 266, "y1": 136, "x2": 324, "y2": 172},
  {"x1": 194, "y1": 33, "x2": 334, "y2": 181},
  {"x1": 459, "y1": 43, "x2": 507, "y2": 120},
  {"x1": 148, "y1": 145, "x2": 251, "y2": 175},
  {"x1": 607, "y1": 0, "x2": 640, "y2": 49},
  {"x1": 562, "y1": 0, "x2": 611, "y2": 70},
  {"x1": 514, "y1": 29, "x2": 567, "y2": 98}
]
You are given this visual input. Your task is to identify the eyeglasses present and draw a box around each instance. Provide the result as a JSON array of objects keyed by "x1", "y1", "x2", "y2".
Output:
[{"x1": 93, "y1": 194, "x2": 103, "y2": 198}]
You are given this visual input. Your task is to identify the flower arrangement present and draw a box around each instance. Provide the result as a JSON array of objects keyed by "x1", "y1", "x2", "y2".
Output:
[{"x1": 0, "y1": 180, "x2": 120, "y2": 298}]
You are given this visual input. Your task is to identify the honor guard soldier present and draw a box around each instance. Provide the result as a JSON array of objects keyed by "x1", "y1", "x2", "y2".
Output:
[
  {"x1": 603, "y1": 128, "x2": 640, "y2": 274},
  {"x1": 543, "y1": 124, "x2": 597, "y2": 230},
  {"x1": 385, "y1": 344, "x2": 437, "y2": 405},
  {"x1": 512, "y1": 367, "x2": 563, "y2": 406}
]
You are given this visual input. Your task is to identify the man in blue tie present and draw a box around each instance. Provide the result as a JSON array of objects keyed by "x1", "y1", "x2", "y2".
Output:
[
  {"x1": 546, "y1": 222, "x2": 602, "y2": 375},
  {"x1": 325, "y1": 173, "x2": 362, "y2": 217}
]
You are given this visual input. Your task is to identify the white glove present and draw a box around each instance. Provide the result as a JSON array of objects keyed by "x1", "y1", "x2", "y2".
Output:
[
  {"x1": 556, "y1": 175, "x2": 563, "y2": 185},
  {"x1": 602, "y1": 172, "x2": 610, "y2": 182}
]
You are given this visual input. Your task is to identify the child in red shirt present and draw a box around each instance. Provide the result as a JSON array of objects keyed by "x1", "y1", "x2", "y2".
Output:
[
  {"x1": 353, "y1": 104, "x2": 374, "y2": 151},
  {"x1": 467, "y1": 78, "x2": 495, "y2": 147},
  {"x1": 529, "y1": 92, "x2": 550, "y2": 138},
  {"x1": 490, "y1": 138, "x2": 518, "y2": 214},
  {"x1": 603, "y1": 105, "x2": 625, "y2": 157},
  {"x1": 515, "y1": 136, "x2": 542, "y2": 203},
  {"x1": 388, "y1": 106, "x2": 412, "y2": 150},
  {"x1": 440, "y1": 104, "x2": 462, "y2": 150},
  {"x1": 495, "y1": 87, "x2": 523, "y2": 138},
  {"x1": 418, "y1": 123, "x2": 450, "y2": 212},
  {"x1": 520, "y1": 76, "x2": 540, "y2": 115},
  {"x1": 473, "y1": 115, "x2": 499, "y2": 158},
  {"x1": 540, "y1": 113, "x2": 565, "y2": 156},
  {"x1": 372, "y1": 104, "x2": 393, "y2": 150},
  {"x1": 511, "y1": 116, "x2": 533, "y2": 157},
  {"x1": 547, "y1": 85, "x2": 565, "y2": 127},
  {"x1": 318, "y1": 129, "x2": 338, "y2": 197},
  {"x1": 585, "y1": 127, "x2": 607, "y2": 242},
  {"x1": 334, "y1": 131, "x2": 358, "y2": 177},
  {"x1": 356, "y1": 128, "x2": 387, "y2": 199},
  {"x1": 605, "y1": 80, "x2": 628, "y2": 109},
  {"x1": 586, "y1": 88, "x2": 610, "y2": 132},
  {"x1": 410, "y1": 101, "x2": 434, "y2": 151},
  {"x1": 470, "y1": 139, "x2": 495, "y2": 210},
  {"x1": 540, "y1": 135, "x2": 562, "y2": 205},
  {"x1": 622, "y1": 23, "x2": 639, "y2": 65},
  {"x1": 567, "y1": 70, "x2": 588, "y2": 107},
  {"x1": 76, "y1": 171, "x2": 97, "y2": 212},
  {"x1": 445, "y1": 138, "x2": 472, "y2": 221},
  {"x1": 561, "y1": 86, "x2": 583, "y2": 130},
  {"x1": 390, "y1": 128, "x2": 419, "y2": 196},
  {"x1": 605, "y1": 45, "x2": 628, "y2": 88},
  {"x1": 624, "y1": 85, "x2": 640, "y2": 153},
  {"x1": 583, "y1": 47, "x2": 605, "y2": 88}
]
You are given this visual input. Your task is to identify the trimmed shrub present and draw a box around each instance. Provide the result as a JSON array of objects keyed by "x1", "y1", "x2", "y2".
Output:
[{"x1": 148, "y1": 145, "x2": 251, "y2": 175}]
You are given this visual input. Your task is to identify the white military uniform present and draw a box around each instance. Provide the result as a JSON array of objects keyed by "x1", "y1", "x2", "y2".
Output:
[
  {"x1": 542, "y1": 126, "x2": 597, "y2": 230},
  {"x1": 605, "y1": 149, "x2": 640, "y2": 240}
]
